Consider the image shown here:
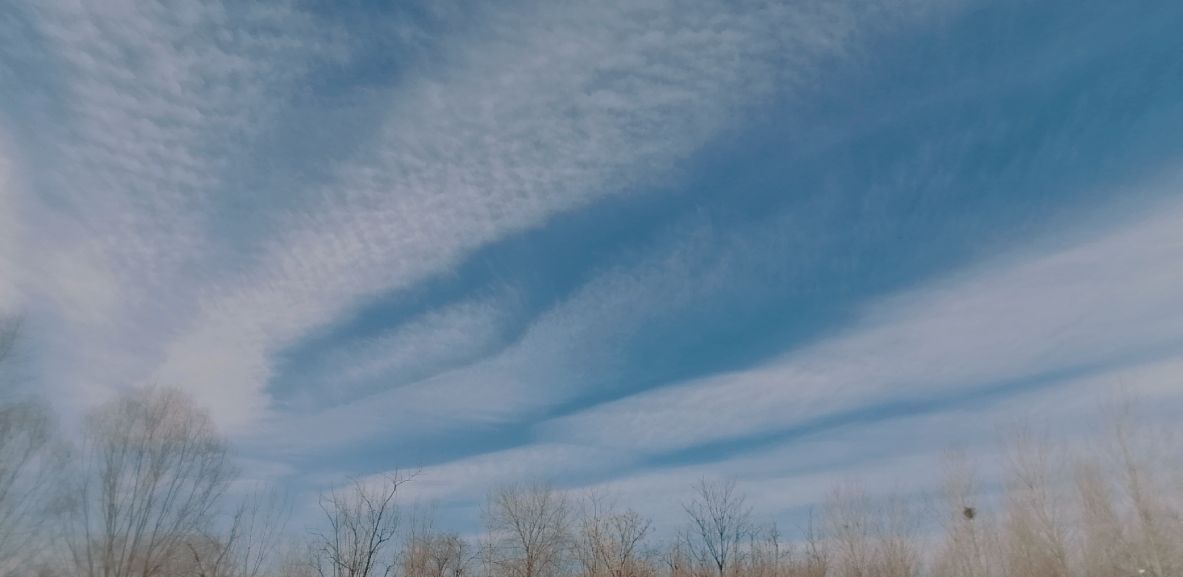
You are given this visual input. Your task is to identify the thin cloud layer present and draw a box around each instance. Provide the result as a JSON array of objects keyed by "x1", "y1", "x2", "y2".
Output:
[
  {"x1": 152, "y1": 0, "x2": 960, "y2": 430},
  {"x1": 543, "y1": 186, "x2": 1183, "y2": 454}
]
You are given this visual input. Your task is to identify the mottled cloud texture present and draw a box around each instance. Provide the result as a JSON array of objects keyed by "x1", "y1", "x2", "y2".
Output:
[{"x1": 2, "y1": 0, "x2": 1181, "y2": 533}]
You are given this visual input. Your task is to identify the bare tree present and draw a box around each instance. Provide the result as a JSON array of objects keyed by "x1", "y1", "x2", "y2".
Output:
[
  {"x1": 1073, "y1": 458, "x2": 1130, "y2": 577},
  {"x1": 0, "y1": 318, "x2": 62, "y2": 575},
  {"x1": 681, "y1": 479, "x2": 751, "y2": 577},
  {"x1": 659, "y1": 539, "x2": 695, "y2": 577},
  {"x1": 821, "y1": 484, "x2": 920, "y2": 577},
  {"x1": 1103, "y1": 401, "x2": 1183, "y2": 577},
  {"x1": 799, "y1": 509, "x2": 830, "y2": 577},
  {"x1": 402, "y1": 513, "x2": 435, "y2": 577},
  {"x1": 311, "y1": 474, "x2": 410, "y2": 577},
  {"x1": 404, "y1": 529, "x2": 473, "y2": 577},
  {"x1": 276, "y1": 539, "x2": 321, "y2": 577},
  {"x1": 483, "y1": 483, "x2": 572, "y2": 577},
  {"x1": 403, "y1": 513, "x2": 477, "y2": 577},
  {"x1": 1000, "y1": 427, "x2": 1072, "y2": 577},
  {"x1": 744, "y1": 523, "x2": 790, "y2": 577},
  {"x1": 0, "y1": 317, "x2": 54, "y2": 572},
  {"x1": 822, "y1": 485, "x2": 875, "y2": 577},
  {"x1": 932, "y1": 451, "x2": 1000, "y2": 577},
  {"x1": 0, "y1": 397, "x2": 60, "y2": 572},
  {"x1": 188, "y1": 486, "x2": 290, "y2": 577},
  {"x1": 873, "y1": 495, "x2": 921, "y2": 577},
  {"x1": 63, "y1": 386, "x2": 236, "y2": 577},
  {"x1": 572, "y1": 492, "x2": 653, "y2": 577}
]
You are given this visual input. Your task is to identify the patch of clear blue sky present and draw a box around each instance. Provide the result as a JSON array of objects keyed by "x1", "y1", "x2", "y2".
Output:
[{"x1": 256, "y1": 0, "x2": 1183, "y2": 484}]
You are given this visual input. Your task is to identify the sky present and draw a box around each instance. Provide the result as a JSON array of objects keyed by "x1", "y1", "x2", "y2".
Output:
[{"x1": 2, "y1": 0, "x2": 1183, "y2": 535}]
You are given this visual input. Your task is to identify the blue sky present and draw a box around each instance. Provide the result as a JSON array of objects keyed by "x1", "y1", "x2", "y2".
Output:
[{"x1": 2, "y1": 0, "x2": 1183, "y2": 534}]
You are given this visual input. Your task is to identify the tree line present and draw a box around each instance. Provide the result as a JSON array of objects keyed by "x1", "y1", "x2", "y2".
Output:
[{"x1": 2, "y1": 317, "x2": 1181, "y2": 577}]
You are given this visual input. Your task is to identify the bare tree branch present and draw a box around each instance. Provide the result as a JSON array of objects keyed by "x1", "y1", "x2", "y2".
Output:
[
  {"x1": 310, "y1": 473, "x2": 412, "y2": 577},
  {"x1": 483, "y1": 483, "x2": 572, "y2": 577},
  {"x1": 63, "y1": 386, "x2": 236, "y2": 577},
  {"x1": 681, "y1": 479, "x2": 751, "y2": 577}
]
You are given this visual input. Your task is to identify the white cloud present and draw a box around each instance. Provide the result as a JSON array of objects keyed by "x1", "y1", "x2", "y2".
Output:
[
  {"x1": 1, "y1": 0, "x2": 340, "y2": 421},
  {"x1": 393, "y1": 443, "x2": 628, "y2": 506},
  {"x1": 290, "y1": 291, "x2": 515, "y2": 408},
  {"x1": 246, "y1": 215, "x2": 752, "y2": 450},
  {"x1": 150, "y1": 0, "x2": 961, "y2": 432},
  {"x1": 568, "y1": 354, "x2": 1183, "y2": 531},
  {"x1": 260, "y1": 163, "x2": 1183, "y2": 457},
  {"x1": 541, "y1": 181, "x2": 1183, "y2": 454},
  {"x1": 250, "y1": 195, "x2": 868, "y2": 452},
  {"x1": 345, "y1": 351, "x2": 1183, "y2": 535}
]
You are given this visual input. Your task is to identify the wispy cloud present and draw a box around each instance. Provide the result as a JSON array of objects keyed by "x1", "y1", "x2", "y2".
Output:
[
  {"x1": 395, "y1": 443, "x2": 628, "y2": 506},
  {"x1": 388, "y1": 353, "x2": 1183, "y2": 533},
  {"x1": 279, "y1": 291, "x2": 516, "y2": 409},
  {"x1": 248, "y1": 208, "x2": 814, "y2": 451},
  {"x1": 1, "y1": 0, "x2": 341, "y2": 418},
  {"x1": 5, "y1": 0, "x2": 1181, "y2": 538},
  {"x1": 150, "y1": 0, "x2": 959, "y2": 431},
  {"x1": 542, "y1": 179, "x2": 1183, "y2": 454},
  {"x1": 260, "y1": 159, "x2": 1183, "y2": 457}
]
